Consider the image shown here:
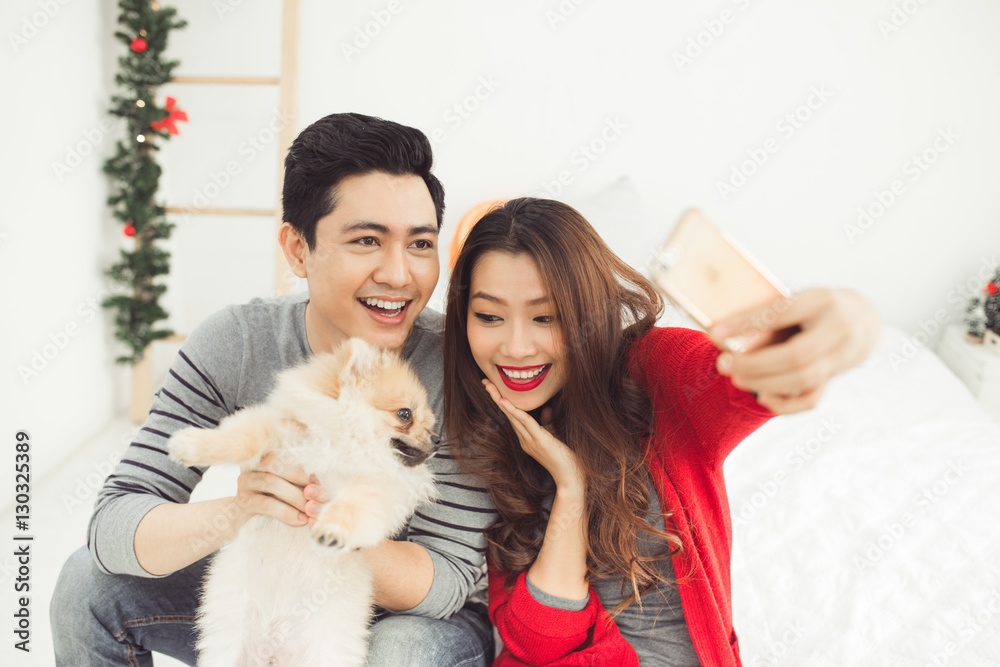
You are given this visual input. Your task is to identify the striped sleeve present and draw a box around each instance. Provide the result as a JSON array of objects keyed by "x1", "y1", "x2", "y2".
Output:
[
  {"x1": 402, "y1": 441, "x2": 497, "y2": 619},
  {"x1": 86, "y1": 306, "x2": 244, "y2": 577}
]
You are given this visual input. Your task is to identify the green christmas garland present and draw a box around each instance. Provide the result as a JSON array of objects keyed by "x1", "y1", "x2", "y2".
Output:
[{"x1": 102, "y1": 0, "x2": 187, "y2": 364}]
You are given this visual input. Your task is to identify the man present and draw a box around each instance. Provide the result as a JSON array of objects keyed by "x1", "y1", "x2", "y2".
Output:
[{"x1": 50, "y1": 113, "x2": 497, "y2": 666}]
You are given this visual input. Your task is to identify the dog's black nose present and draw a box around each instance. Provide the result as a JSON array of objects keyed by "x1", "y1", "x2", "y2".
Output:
[{"x1": 391, "y1": 438, "x2": 434, "y2": 467}]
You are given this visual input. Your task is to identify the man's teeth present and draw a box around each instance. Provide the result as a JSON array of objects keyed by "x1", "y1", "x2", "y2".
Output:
[
  {"x1": 501, "y1": 366, "x2": 546, "y2": 380},
  {"x1": 363, "y1": 297, "x2": 406, "y2": 310}
]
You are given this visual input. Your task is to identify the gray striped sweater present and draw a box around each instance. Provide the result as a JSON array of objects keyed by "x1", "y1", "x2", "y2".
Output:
[{"x1": 87, "y1": 291, "x2": 494, "y2": 619}]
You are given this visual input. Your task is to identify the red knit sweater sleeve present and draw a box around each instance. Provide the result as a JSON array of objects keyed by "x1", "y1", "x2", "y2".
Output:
[
  {"x1": 488, "y1": 562, "x2": 639, "y2": 667},
  {"x1": 630, "y1": 326, "x2": 774, "y2": 468}
]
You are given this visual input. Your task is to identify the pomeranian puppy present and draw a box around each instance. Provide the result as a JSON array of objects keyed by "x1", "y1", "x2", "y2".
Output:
[{"x1": 167, "y1": 337, "x2": 439, "y2": 667}]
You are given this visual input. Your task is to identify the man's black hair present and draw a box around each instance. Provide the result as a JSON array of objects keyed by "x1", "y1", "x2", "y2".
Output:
[{"x1": 282, "y1": 112, "x2": 445, "y2": 249}]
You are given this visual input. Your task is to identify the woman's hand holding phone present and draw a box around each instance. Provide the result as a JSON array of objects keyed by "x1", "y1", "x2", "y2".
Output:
[
  {"x1": 710, "y1": 287, "x2": 882, "y2": 414},
  {"x1": 648, "y1": 210, "x2": 882, "y2": 414}
]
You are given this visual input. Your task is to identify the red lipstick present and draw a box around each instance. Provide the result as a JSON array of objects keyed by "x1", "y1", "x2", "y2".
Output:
[{"x1": 496, "y1": 364, "x2": 551, "y2": 392}]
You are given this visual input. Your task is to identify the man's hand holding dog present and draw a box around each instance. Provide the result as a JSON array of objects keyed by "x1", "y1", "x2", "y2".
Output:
[{"x1": 233, "y1": 452, "x2": 316, "y2": 528}]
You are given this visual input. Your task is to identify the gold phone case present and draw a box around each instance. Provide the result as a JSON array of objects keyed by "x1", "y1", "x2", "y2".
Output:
[{"x1": 648, "y1": 209, "x2": 790, "y2": 338}]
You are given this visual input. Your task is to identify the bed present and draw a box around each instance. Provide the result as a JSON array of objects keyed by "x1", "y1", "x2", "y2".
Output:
[{"x1": 724, "y1": 324, "x2": 1000, "y2": 666}]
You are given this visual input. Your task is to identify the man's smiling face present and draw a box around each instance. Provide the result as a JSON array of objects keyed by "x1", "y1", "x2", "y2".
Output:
[{"x1": 286, "y1": 171, "x2": 440, "y2": 354}]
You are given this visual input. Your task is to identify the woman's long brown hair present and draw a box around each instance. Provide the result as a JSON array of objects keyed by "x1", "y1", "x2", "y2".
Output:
[{"x1": 444, "y1": 197, "x2": 686, "y2": 616}]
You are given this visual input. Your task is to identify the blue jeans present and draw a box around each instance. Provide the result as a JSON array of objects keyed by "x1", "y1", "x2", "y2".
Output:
[{"x1": 50, "y1": 546, "x2": 493, "y2": 666}]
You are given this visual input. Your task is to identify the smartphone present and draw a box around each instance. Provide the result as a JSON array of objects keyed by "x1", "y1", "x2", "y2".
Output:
[{"x1": 648, "y1": 209, "x2": 792, "y2": 352}]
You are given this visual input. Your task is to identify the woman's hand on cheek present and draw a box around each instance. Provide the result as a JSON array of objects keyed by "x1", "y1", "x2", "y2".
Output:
[
  {"x1": 711, "y1": 287, "x2": 882, "y2": 415},
  {"x1": 481, "y1": 379, "x2": 585, "y2": 491}
]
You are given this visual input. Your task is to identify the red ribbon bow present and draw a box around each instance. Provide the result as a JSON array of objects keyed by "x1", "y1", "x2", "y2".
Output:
[{"x1": 150, "y1": 96, "x2": 188, "y2": 135}]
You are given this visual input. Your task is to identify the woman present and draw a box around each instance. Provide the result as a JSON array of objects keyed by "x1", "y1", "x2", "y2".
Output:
[{"x1": 442, "y1": 198, "x2": 880, "y2": 666}]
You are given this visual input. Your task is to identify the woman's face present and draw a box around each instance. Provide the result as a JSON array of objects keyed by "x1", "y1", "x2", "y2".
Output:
[{"x1": 467, "y1": 251, "x2": 568, "y2": 412}]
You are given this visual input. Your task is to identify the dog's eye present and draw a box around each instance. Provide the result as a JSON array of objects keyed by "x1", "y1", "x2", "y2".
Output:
[{"x1": 396, "y1": 408, "x2": 413, "y2": 423}]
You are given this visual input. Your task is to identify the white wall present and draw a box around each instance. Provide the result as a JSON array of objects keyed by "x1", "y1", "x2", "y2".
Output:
[
  {"x1": 294, "y1": 0, "x2": 1000, "y2": 341},
  {"x1": 157, "y1": 1, "x2": 287, "y2": 329},
  {"x1": 0, "y1": 0, "x2": 124, "y2": 498},
  {"x1": 3, "y1": 0, "x2": 999, "y2": 486}
]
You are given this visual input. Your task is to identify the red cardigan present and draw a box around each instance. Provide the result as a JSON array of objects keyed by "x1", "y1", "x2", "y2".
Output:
[{"x1": 489, "y1": 326, "x2": 775, "y2": 666}]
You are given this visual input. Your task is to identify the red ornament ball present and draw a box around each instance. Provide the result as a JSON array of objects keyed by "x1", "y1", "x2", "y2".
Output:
[
  {"x1": 131, "y1": 37, "x2": 148, "y2": 52},
  {"x1": 124, "y1": 223, "x2": 136, "y2": 237}
]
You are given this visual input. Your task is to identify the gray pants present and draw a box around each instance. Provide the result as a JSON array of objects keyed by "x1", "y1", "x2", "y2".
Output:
[{"x1": 50, "y1": 545, "x2": 493, "y2": 666}]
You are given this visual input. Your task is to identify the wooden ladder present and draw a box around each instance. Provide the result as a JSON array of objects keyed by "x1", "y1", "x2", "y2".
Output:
[{"x1": 129, "y1": 0, "x2": 300, "y2": 422}]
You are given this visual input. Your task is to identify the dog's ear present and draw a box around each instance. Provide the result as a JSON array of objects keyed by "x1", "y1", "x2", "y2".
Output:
[{"x1": 339, "y1": 338, "x2": 380, "y2": 384}]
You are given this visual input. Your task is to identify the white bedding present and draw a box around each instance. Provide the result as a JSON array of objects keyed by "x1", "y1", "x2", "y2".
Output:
[{"x1": 725, "y1": 325, "x2": 1000, "y2": 666}]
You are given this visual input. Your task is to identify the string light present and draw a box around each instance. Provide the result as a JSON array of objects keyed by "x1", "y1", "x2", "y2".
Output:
[
  {"x1": 135, "y1": 99, "x2": 145, "y2": 108},
  {"x1": 136, "y1": 134, "x2": 146, "y2": 143}
]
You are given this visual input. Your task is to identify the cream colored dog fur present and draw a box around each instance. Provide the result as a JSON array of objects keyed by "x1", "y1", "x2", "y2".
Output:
[{"x1": 167, "y1": 338, "x2": 439, "y2": 666}]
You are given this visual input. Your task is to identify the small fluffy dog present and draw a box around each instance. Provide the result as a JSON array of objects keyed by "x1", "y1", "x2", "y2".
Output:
[{"x1": 168, "y1": 337, "x2": 439, "y2": 667}]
